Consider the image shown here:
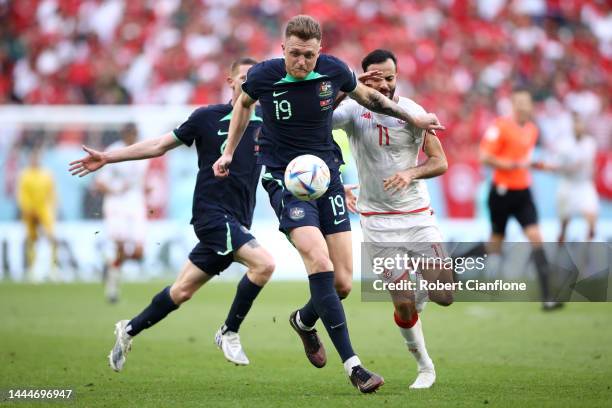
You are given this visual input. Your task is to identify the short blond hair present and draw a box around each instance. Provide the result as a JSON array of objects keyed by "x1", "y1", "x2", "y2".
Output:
[
  {"x1": 230, "y1": 57, "x2": 258, "y2": 76},
  {"x1": 284, "y1": 15, "x2": 322, "y2": 42}
]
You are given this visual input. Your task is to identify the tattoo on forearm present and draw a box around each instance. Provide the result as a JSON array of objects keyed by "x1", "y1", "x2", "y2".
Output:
[{"x1": 364, "y1": 92, "x2": 406, "y2": 120}]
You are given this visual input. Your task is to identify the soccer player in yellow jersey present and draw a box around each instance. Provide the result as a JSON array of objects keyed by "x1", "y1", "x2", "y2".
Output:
[{"x1": 17, "y1": 149, "x2": 58, "y2": 281}]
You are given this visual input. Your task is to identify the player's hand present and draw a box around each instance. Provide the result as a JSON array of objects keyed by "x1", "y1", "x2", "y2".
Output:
[
  {"x1": 532, "y1": 161, "x2": 559, "y2": 172},
  {"x1": 358, "y1": 70, "x2": 383, "y2": 84},
  {"x1": 68, "y1": 145, "x2": 107, "y2": 177},
  {"x1": 213, "y1": 154, "x2": 232, "y2": 178},
  {"x1": 531, "y1": 161, "x2": 547, "y2": 170},
  {"x1": 343, "y1": 184, "x2": 359, "y2": 213},
  {"x1": 383, "y1": 170, "x2": 414, "y2": 195},
  {"x1": 414, "y1": 113, "x2": 445, "y2": 131},
  {"x1": 512, "y1": 159, "x2": 531, "y2": 169}
]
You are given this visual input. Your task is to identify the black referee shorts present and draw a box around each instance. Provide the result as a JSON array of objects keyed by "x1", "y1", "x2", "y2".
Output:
[{"x1": 487, "y1": 185, "x2": 538, "y2": 235}]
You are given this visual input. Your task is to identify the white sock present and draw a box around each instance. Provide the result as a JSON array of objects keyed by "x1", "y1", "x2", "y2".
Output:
[
  {"x1": 343, "y1": 355, "x2": 362, "y2": 376},
  {"x1": 296, "y1": 311, "x2": 315, "y2": 331},
  {"x1": 105, "y1": 267, "x2": 120, "y2": 299},
  {"x1": 398, "y1": 318, "x2": 433, "y2": 370}
]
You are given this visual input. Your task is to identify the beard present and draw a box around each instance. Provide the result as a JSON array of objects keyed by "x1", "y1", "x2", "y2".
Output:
[{"x1": 380, "y1": 87, "x2": 396, "y2": 100}]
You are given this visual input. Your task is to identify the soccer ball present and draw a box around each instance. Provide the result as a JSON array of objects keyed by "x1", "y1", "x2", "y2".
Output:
[{"x1": 284, "y1": 154, "x2": 330, "y2": 201}]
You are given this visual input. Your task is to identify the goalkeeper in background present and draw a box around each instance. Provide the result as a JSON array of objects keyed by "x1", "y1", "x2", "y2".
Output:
[{"x1": 17, "y1": 148, "x2": 59, "y2": 281}]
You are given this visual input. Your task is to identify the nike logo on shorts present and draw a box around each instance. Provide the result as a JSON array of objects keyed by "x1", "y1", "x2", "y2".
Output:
[
  {"x1": 334, "y1": 218, "x2": 347, "y2": 225},
  {"x1": 218, "y1": 130, "x2": 229, "y2": 136},
  {"x1": 273, "y1": 90, "x2": 288, "y2": 97}
]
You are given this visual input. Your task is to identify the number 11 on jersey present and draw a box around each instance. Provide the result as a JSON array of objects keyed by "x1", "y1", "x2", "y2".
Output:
[{"x1": 377, "y1": 125, "x2": 389, "y2": 146}]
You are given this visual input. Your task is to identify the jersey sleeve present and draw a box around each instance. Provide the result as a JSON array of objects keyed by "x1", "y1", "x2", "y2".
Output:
[
  {"x1": 480, "y1": 120, "x2": 504, "y2": 156},
  {"x1": 241, "y1": 63, "x2": 264, "y2": 101},
  {"x1": 338, "y1": 64, "x2": 357, "y2": 93},
  {"x1": 332, "y1": 99, "x2": 358, "y2": 133},
  {"x1": 326, "y1": 55, "x2": 357, "y2": 93},
  {"x1": 173, "y1": 108, "x2": 206, "y2": 147},
  {"x1": 401, "y1": 99, "x2": 426, "y2": 129}
]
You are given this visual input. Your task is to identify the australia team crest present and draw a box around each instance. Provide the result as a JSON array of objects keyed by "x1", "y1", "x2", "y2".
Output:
[
  {"x1": 318, "y1": 81, "x2": 333, "y2": 98},
  {"x1": 289, "y1": 206, "x2": 306, "y2": 220}
]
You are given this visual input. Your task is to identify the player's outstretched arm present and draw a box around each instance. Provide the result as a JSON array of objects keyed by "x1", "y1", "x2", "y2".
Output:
[
  {"x1": 213, "y1": 92, "x2": 256, "y2": 178},
  {"x1": 383, "y1": 133, "x2": 448, "y2": 194},
  {"x1": 348, "y1": 82, "x2": 444, "y2": 131},
  {"x1": 69, "y1": 133, "x2": 181, "y2": 177}
]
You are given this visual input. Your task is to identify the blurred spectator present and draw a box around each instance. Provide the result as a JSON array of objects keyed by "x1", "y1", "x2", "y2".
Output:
[{"x1": 0, "y1": 0, "x2": 610, "y2": 162}]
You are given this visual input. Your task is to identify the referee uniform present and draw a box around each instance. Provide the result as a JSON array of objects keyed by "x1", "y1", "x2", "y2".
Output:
[{"x1": 480, "y1": 116, "x2": 539, "y2": 235}]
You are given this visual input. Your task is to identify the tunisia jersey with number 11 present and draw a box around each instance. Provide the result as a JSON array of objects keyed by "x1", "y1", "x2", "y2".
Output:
[{"x1": 333, "y1": 96, "x2": 432, "y2": 214}]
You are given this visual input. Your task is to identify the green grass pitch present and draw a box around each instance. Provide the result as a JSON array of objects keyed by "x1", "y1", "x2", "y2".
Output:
[{"x1": 1, "y1": 281, "x2": 611, "y2": 407}]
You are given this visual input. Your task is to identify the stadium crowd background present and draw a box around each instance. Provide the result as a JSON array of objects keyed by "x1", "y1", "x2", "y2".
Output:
[
  {"x1": 2, "y1": 0, "x2": 610, "y2": 148},
  {"x1": 0, "y1": 0, "x2": 612, "y2": 220}
]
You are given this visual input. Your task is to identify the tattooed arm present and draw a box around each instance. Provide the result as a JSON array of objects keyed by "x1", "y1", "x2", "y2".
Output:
[{"x1": 348, "y1": 82, "x2": 444, "y2": 131}]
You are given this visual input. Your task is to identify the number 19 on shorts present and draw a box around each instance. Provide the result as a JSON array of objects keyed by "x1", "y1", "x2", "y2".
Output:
[{"x1": 328, "y1": 194, "x2": 346, "y2": 217}]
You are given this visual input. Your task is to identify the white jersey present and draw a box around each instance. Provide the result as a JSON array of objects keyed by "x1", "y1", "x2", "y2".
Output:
[
  {"x1": 557, "y1": 136, "x2": 597, "y2": 184},
  {"x1": 333, "y1": 96, "x2": 431, "y2": 214},
  {"x1": 97, "y1": 140, "x2": 148, "y2": 214},
  {"x1": 555, "y1": 135, "x2": 599, "y2": 217}
]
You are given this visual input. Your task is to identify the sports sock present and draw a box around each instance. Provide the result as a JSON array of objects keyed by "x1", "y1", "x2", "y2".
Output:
[
  {"x1": 395, "y1": 311, "x2": 433, "y2": 370},
  {"x1": 297, "y1": 289, "x2": 347, "y2": 330},
  {"x1": 532, "y1": 247, "x2": 551, "y2": 301},
  {"x1": 126, "y1": 286, "x2": 178, "y2": 336},
  {"x1": 296, "y1": 309, "x2": 315, "y2": 331},
  {"x1": 224, "y1": 274, "x2": 263, "y2": 332},
  {"x1": 25, "y1": 238, "x2": 35, "y2": 270},
  {"x1": 297, "y1": 299, "x2": 318, "y2": 329},
  {"x1": 343, "y1": 355, "x2": 362, "y2": 376},
  {"x1": 308, "y1": 271, "x2": 356, "y2": 363}
]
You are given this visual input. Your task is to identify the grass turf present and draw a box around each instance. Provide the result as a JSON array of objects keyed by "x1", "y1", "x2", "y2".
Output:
[{"x1": 0, "y1": 281, "x2": 611, "y2": 407}]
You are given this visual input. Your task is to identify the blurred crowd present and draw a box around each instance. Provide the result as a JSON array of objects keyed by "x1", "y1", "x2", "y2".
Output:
[{"x1": 1, "y1": 0, "x2": 610, "y2": 160}]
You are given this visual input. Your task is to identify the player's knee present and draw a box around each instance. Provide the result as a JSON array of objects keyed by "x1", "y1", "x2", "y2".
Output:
[
  {"x1": 309, "y1": 253, "x2": 334, "y2": 273},
  {"x1": 524, "y1": 226, "x2": 543, "y2": 245},
  {"x1": 169, "y1": 284, "x2": 194, "y2": 305},
  {"x1": 261, "y1": 259, "x2": 275, "y2": 279},
  {"x1": 335, "y1": 280, "x2": 352, "y2": 299},
  {"x1": 251, "y1": 257, "x2": 275, "y2": 284},
  {"x1": 295, "y1": 239, "x2": 333, "y2": 272}
]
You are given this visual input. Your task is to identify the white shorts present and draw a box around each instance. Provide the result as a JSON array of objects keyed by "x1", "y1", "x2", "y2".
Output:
[
  {"x1": 361, "y1": 211, "x2": 445, "y2": 308},
  {"x1": 557, "y1": 181, "x2": 599, "y2": 218},
  {"x1": 361, "y1": 211, "x2": 444, "y2": 257},
  {"x1": 103, "y1": 203, "x2": 147, "y2": 244}
]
